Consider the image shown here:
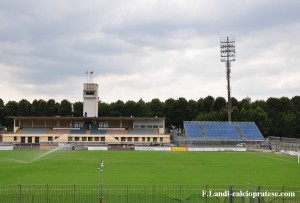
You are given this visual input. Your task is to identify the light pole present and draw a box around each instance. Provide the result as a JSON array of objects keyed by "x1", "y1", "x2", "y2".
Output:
[
  {"x1": 220, "y1": 36, "x2": 236, "y2": 122},
  {"x1": 98, "y1": 160, "x2": 104, "y2": 203}
]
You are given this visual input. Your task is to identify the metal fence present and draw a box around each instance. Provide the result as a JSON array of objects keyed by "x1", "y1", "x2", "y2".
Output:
[
  {"x1": 268, "y1": 136, "x2": 300, "y2": 152},
  {"x1": 0, "y1": 185, "x2": 299, "y2": 203}
]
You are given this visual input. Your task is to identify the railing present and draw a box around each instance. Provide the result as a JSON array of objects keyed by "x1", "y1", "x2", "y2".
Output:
[{"x1": 0, "y1": 184, "x2": 299, "y2": 203}]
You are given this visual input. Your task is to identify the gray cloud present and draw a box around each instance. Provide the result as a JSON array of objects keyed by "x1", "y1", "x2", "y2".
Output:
[{"x1": 0, "y1": 0, "x2": 299, "y2": 104}]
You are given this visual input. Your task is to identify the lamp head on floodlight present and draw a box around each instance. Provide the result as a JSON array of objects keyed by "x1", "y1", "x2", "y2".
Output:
[{"x1": 220, "y1": 36, "x2": 236, "y2": 62}]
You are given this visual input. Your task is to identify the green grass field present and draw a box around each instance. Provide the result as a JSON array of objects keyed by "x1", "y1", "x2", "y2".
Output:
[{"x1": 0, "y1": 150, "x2": 299, "y2": 186}]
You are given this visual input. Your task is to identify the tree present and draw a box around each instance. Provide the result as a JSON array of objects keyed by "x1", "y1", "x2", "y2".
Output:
[
  {"x1": 73, "y1": 101, "x2": 83, "y2": 117},
  {"x1": 46, "y1": 99, "x2": 59, "y2": 116},
  {"x1": 31, "y1": 99, "x2": 40, "y2": 116},
  {"x1": 196, "y1": 111, "x2": 218, "y2": 121},
  {"x1": 187, "y1": 99, "x2": 198, "y2": 120},
  {"x1": 124, "y1": 100, "x2": 138, "y2": 117},
  {"x1": 213, "y1": 97, "x2": 226, "y2": 112},
  {"x1": 197, "y1": 98, "x2": 204, "y2": 112},
  {"x1": 291, "y1": 96, "x2": 300, "y2": 138},
  {"x1": 216, "y1": 107, "x2": 228, "y2": 121},
  {"x1": 136, "y1": 99, "x2": 149, "y2": 117},
  {"x1": 231, "y1": 97, "x2": 239, "y2": 108},
  {"x1": 58, "y1": 100, "x2": 72, "y2": 116},
  {"x1": 266, "y1": 97, "x2": 294, "y2": 137},
  {"x1": 39, "y1": 99, "x2": 47, "y2": 116},
  {"x1": 5, "y1": 101, "x2": 18, "y2": 116},
  {"x1": 98, "y1": 102, "x2": 111, "y2": 117},
  {"x1": 238, "y1": 98, "x2": 252, "y2": 110},
  {"x1": 252, "y1": 107, "x2": 270, "y2": 136},
  {"x1": 252, "y1": 100, "x2": 266, "y2": 111},
  {"x1": 201, "y1": 96, "x2": 214, "y2": 112},
  {"x1": 0, "y1": 99, "x2": 5, "y2": 128},
  {"x1": 148, "y1": 98, "x2": 164, "y2": 117},
  {"x1": 4, "y1": 101, "x2": 18, "y2": 131},
  {"x1": 172, "y1": 97, "x2": 190, "y2": 128},
  {"x1": 18, "y1": 99, "x2": 31, "y2": 116},
  {"x1": 163, "y1": 98, "x2": 176, "y2": 129},
  {"x1": 110, "y1": 100, "x2": 125, "y2": 116}
]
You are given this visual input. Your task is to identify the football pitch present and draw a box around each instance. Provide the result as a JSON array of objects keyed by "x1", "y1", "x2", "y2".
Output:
[{"x1": 0, "y1": 150, "x2": 299, "y2": 186}]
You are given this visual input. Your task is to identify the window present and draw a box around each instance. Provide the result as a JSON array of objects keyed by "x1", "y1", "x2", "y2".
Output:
[
  {"x1": 140, "y1": 125, "x2": 146, "y2": 128},
  {"x1": 127, "y1": 137, "x2": 132, "y2": 142},
  {"x1": 85, "y1": 91, "x2": 95, "y2": 95},
  {"x1": 68, "y1": 137, "x2": 73, "y2": 141},
  {"x1": 28, "y1": 137, "x2": 32, "y2": 143},
  {"x1": 101, "y1": 137, "x2": 105, "y2": 142},
  {"x1": 94, "y1": 137, "x2": 99, "y2": 141},
  {"x1": 88, "y1": 137, "x2": 93, "y2": 141},
  {"x1": 159, "y1": 125, "x2": 163, "y2": 128},
  {"x1": 147, "y1": 137, "x2": 150, "y2": 142},
  {"x1": 160, "y1": 138, "x2": 163, "y2": 142},
  {"x1": 147, "y1": 125, "x2": 152, "y2": 128},
  {"x1": 14, "y1": 137, "x2": 17, "y2": 141},
  {"x1": 134, "y1": 137, "x2": 139, "y2": 142},
  {"x1": 75, "y1": 122, "x2": 83, "y2": 128},
  {"x1": 153, "y1": 137, "x2": 157, "y2": 142},
  {"x1": 35, "y1": 137, "x2": 39, "y2": 143},
  {"x1": 82, "y1": 137, "x2": 87, "y2": 141},
  {"x1": 48, "y1": 137, "x2": 53, "y2": 141},
  {"x1": 75, "y1": 137, "x2": 79, "y2": 141},
  {"x1": 142, "y1": 137, "x2": 145, "y2": 142},
  {"x1": 121, "y1": 137, "x2": 126, "y2": 142},
  {"x1": 115, "y1": 137, "x2": 119, "y2": 140},
  {"x1": 21, "y1": 137, "x2": 25, "y2": 143},
  {"x1": 99, "y1": 122, "x2": 108, "y2": 128},
  {"x1": 153, "y1": 125, "x2": 159, "y2": 128},
  {"x1": 134, "y1": 125, "x2": 139, "y2": 128}
]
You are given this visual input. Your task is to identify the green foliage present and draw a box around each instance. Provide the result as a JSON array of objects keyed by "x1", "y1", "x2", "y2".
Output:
[
  {"x1": 0, "y1": 95, "x2": 299, "y2": 137},
  {"x1": 18, "y1": 99, "x2": 31, "y2": 116},
  {"x1": 73, "y1": 101, "x2": 83, "y2": 117},
  {"x1": 46, "y1": 99, "x2": 59, "y2": 116},
  {"x1": 0, "y1": 99, "x2": 5, "y2": 127},
  {"x1": 58, "y1": 100, "x2": 72, "y2": 116},
  {"x1": 212, "y1": 97, "x2": 226, "y2": 112}
]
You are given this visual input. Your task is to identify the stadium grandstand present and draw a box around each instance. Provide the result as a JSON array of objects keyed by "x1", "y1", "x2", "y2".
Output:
[
  {"x1": 2, "y1": 116, "x2": 169, "y2": 147},
  {"x1": 172, "y1": 121, "x2": 264, "y2": 147},
  {"x1": 0, "y1": 78, "x2": 170, "y2": 149}
]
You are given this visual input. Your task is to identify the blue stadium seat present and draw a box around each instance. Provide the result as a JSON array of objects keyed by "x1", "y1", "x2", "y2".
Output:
[
  {"x1": 90, "y1": 130, "x2": 107, "y2": 135},
  {"x1": 70, "y1": 130, "x2": 86, "y2": 134},
  {"x1": 184, "y1": 121, "x2": 264, "y2": 141},
  {"x1": 183, "y1": 121, "x2": 203, "y2": 139},
  {"x1": 238, "y1": 123, "x2": 264, "y2": 141},
  {"x1": 204, "y1": 123, "x2": 240, "y2": 140}
]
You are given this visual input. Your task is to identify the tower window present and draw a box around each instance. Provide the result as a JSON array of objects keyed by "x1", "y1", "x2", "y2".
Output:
[{"x1": 85, "y1": 91, "x2": 95, "y2": 95}]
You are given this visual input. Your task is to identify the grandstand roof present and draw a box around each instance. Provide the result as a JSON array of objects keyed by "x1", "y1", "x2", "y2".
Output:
[{"x1": 10, "y1": 116, "x2": 165, "y2": 121}]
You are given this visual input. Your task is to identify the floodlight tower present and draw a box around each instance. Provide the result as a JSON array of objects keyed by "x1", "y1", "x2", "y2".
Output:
[
  {"x1": 98, "y1": 160, "x2": 104, "y2": 203},
  {"x1": 220, "y1": 36, "x2": 236, "y2": 122}
]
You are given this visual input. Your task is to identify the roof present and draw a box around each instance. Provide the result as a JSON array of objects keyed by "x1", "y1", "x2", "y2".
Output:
[{"x1": 9, "y1": 116, "x2": 165, "y2": 121}]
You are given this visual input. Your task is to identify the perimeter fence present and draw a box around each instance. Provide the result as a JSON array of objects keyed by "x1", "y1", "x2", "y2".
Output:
[{"x1": 0, "y1": 184, "x2": 299, "y2": 203}]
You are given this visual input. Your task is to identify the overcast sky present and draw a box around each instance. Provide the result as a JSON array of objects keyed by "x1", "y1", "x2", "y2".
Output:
[{"x1": 0, "y1": 0, "x2": 299, "y2": 104}]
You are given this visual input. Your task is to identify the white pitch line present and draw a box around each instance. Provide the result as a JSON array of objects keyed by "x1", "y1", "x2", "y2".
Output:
[{"x1": 250, "y1": 152, "x2": 297, "y2": 164}]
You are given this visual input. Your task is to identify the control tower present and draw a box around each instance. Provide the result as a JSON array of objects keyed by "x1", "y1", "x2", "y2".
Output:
[{"x1": 83, "y1": 71, "x2": 99, "y2": 117}]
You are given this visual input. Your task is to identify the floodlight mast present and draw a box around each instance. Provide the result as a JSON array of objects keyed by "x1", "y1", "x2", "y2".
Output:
[
  {"x1": 220, "y1": 36, "x2": 236, "y2": 122},
  {"x1": 98, "y1": 160, "x2": 104, "y2": 203}
]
